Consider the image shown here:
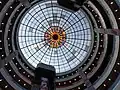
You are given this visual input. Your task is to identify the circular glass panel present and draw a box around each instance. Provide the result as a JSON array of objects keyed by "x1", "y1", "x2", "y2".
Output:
[{"x1": 17, "y1": 0, "x2": 93, "y2": 74}]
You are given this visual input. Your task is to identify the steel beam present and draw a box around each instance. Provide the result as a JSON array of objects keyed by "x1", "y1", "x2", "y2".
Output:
[
  {"x1": 18, "y1": 0, "x2": 31, "y2": 8},
  {"x1": 78, "y1": 69, "x2": 96, "y2": 90},
  {"x1": 94, "y1": 28, "x2": 120, "y2": 35},
  {"x1": 0, "y1": 50, "x2": 18, "y2": 69}
]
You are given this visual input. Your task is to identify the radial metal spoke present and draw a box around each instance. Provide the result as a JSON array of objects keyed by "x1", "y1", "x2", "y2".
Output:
[
  {"x1": 66, "y1": 38, "x2": 91, "y2": 41},
  {"x1": 65, "y1": 41, "x2": 87, "y2": 52},
  {"x1": 27, "y1": 42, "x2": 47, "y2": 60},
  {"x1": 38, "y1": 4, "x2": 51, "y2": 28},
  {"x1": 63, "y1": 45, "x2": 82, "y2": 62},
  {"x1": 21, "y1": 23, "x2": 46, "y2": 33},
  {"x1": 39, "y1": 46, "x2": 50, "y2": 62},
  {"x1": 65, "y1": 17, "x2": 85, "y2": 31},
  {"x1": 61, "y1": 13, "x2": 73, "y2": 28},
  {"x1": 66, "y1": 28, "x2": 90, "y2": 35},
  {"x1": 49, "y1": 48, "x2": 53, "y2": 64},
  {"x1": 20, "y1": 40, "x2": 45, "y2": 49},
  {"x1": 60, "y1": 46, "x2": 72, "y2": 69},
  {"x1": 28, "y1": 13, "x2": 48, "y2": 30}
]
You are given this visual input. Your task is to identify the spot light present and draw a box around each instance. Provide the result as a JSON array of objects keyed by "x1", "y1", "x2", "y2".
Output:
[
  {"x1": 28, "y1": 75, "x2": 30, "y2": 77},
  {"x1": 78, "y1": 87, "x2": 80, "y2": 89},
  {"x1": 115, "y1": 10, "x2": 118, "y2": 12},
  {"x1": 6, "y1": 13, "x2": 8, "y2": 15},
  {"x1": 84, "y1": 84, "x2": 86, "y2": 86},
  {"x1": 57, "y1": 77, "x2": 60, "y2": 79},
  {"x1": 13, "y1": 75, "x2": 16, "y2": 77},
  {"x1": 88, "y1": 68, "x2": 91, "y2": 70},
  {"x1": 108, "y1": 78, "x2": 111, "y2": 81},
  {"x1": 84, "y1": 72, "x2": 87, "y2": 74},
  {"x1": 117, "y1": 63, "x2": 120, "y2": 65},
  {"x1": 10, "y1": 6, "x2": 12, "y2": 8},
  {"x1": 96, "y1": 58, "x2": 98, "y2": 59},
  {"x1": 79, "y1": 76, "x2": 81, "y2": 78},
  {"x1": 24, "y1": 84, "x2": 26, "y2": 86},
  {"x1": 101, "y1": 39, "x2": 103, "y2": 41},
  {"x1": 114, "y1": 70, "x2": 117, "y2": 72},
  {"x1": 110, "y1": 2, "x2": 113, "y2": 4},
  {"x1": 103, "y1": 84, "x2": 106, "y2": 87},
  {"x1": 9, "y1": 70, "x2": 11, "y2": 72},
  {"x1": 5, "y1": 85, "x2": 8, "y2": 88},
  {"x1": 64, "y1": 82, "x2": 66, "y2": 84},
  {"x1": 23, "y1": 72, "x2": 25, "y2": 74},
  {"x1": 74, "y1": 79, "x2": 76, "y2": 81},
  {"x1": 98, "y1": 52, "x2": 101, "y2": 54},
  {"x1": 95, "y1": 15, "x2": 98, "y2": 17}
]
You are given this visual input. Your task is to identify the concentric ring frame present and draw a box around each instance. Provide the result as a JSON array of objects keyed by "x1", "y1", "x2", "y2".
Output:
[{"x1": 14, "y1": 0, "x2": 94, "y2": 76}]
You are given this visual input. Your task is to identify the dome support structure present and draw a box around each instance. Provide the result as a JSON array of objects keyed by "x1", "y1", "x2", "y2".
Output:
[
  {"x1": 94, "y1": 28, "x2": 120, "y2": 35},
  {"x1": 79, "y1": 69, "x2": 95, "y2": 90},
  {"x1": 0, "y1": 50, "x2": 18, "y2": 69},
  {"x1": 18, "y1": 0, "x2": 31, "y2": 8},
  {"x1": 57, "y1": 0, "x2": 89, "y2": 11}
]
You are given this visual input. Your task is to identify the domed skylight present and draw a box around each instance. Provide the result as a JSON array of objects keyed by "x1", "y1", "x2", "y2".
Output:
[{"x1": 17, "y1": 0, "x2": 93, "y2": 74}]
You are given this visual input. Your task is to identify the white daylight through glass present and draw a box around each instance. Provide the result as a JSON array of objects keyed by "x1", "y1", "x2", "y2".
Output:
[{"x1": 17, "y1": 0, "x2": 93, "y2": 74}]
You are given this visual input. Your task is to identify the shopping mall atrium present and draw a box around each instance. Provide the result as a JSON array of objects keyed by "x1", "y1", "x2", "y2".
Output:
[{"x1": 0, "y1": 0, "x2": 120, "y2": 90}]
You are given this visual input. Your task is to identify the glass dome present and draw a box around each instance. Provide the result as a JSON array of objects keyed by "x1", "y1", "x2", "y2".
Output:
[{"x1": 17, "y1": 0, "x2": 93, "y2": 74}]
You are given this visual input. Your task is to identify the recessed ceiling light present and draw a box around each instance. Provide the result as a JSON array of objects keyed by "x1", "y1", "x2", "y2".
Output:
[
  {"x1": 5, "y1": 85, "x2": 8, "y2": 88},
  {"x1": 110, "y1": 2, "x2": 113, "y2": 4}
]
